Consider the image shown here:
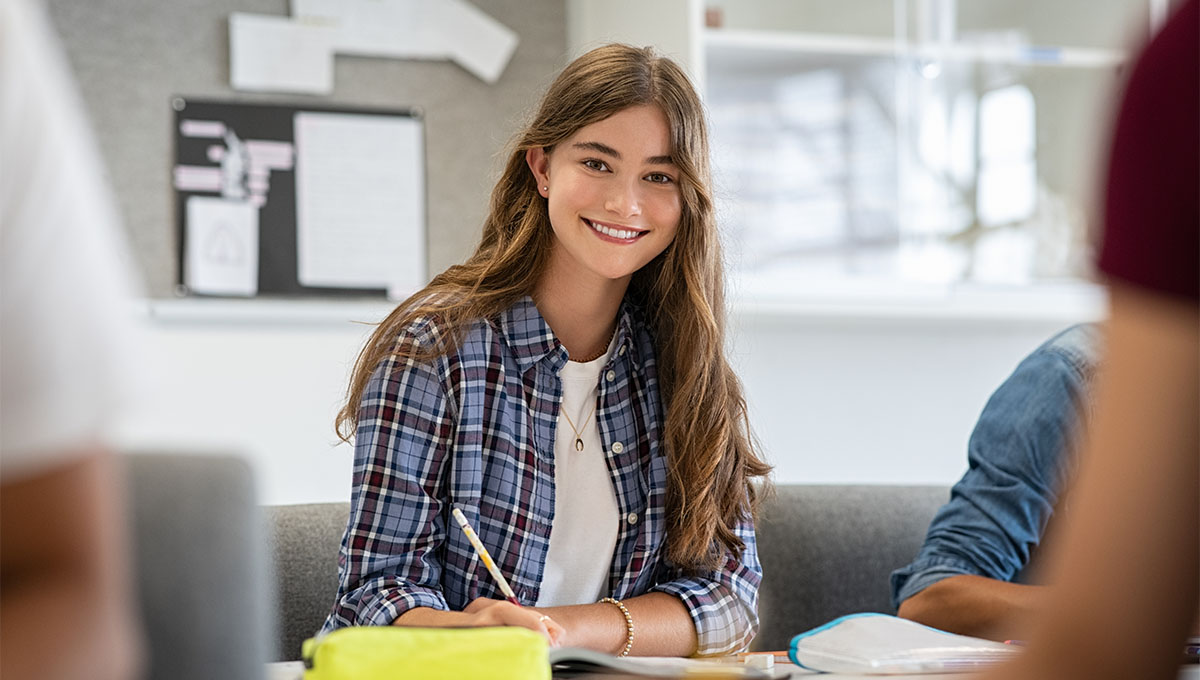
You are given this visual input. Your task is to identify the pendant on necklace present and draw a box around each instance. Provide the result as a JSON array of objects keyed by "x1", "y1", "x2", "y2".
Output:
[{"x1": 574, "y1": 438, "x2": 584, "y2": 452}]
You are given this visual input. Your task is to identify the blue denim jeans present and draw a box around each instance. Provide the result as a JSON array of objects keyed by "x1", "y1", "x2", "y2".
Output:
[{"x1": 890, "y1": 324, "x2": 1104, "y2": 609}]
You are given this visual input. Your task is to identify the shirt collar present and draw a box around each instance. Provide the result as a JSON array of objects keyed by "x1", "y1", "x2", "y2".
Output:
[
  {"x1": 612, "y1": 300, "x2": 643, "y2": 370},
  {"x1": 496, "y1": 297, "x2": 563, "y2": 373},
  {"x1": 496, "y1": 296, "x2": 645, "y2": 374}
]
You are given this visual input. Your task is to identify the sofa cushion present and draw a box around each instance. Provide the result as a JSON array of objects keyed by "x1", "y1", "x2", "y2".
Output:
[
  {"x1": 752, "y1": 484, "x2": 948, "y2": 651},
  {"x1": 265, "y1": 502, "x2": 349, "y2": 661}
]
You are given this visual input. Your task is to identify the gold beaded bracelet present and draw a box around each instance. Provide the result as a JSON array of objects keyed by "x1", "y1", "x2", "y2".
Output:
[{"x1": 599, "y1": 597, "x2": 634, "y2": 657}]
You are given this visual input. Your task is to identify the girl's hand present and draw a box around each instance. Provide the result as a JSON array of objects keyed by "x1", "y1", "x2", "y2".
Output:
[{"x1": 462, "y1": 597, "x2": 564, "y2": 646}]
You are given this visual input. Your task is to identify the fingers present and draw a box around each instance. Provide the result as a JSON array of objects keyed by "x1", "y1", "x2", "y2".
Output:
[
  {"x1": 463, "y1": 598, "x2": 564, "y2": 646},
  {"x1": 462, "y1": 597, "x2": 490, "y2": 615},
  {"x1": 538, "y1": 613, "x2": 565, "y2": 647},
  {"x1": 521, "y1": 609, "x2": 563, "y2": 647}
]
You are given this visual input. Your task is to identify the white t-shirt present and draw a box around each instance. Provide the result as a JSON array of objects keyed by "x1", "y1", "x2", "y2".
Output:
[
  {"x1": 0, "y1": 0, "x2": 142, "y2": 478},
  {"x1": 536, "y1": 339, "x2": 621, "y2": 607}
]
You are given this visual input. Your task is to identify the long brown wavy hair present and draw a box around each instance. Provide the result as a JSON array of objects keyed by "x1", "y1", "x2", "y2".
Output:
[{"x1": 337, "y1": 44, "x2": 771, "y2": 571}]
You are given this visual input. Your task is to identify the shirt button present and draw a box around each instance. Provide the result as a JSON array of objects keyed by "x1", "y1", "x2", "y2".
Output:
[
  {"x1": 626, "y1": 512, "x2": 638, "y2": 525},
  {"x1": 606, "y1": 370, "x2": 616, "y2": 382},
  {"x1": 611, "y1": 441, "x2": 624, "y2": 454},
  {"x1": 618, "y1": 344, "x2": 627, "y2": 356}
]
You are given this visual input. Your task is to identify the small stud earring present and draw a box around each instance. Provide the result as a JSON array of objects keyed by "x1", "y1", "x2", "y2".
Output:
[{"x1": 542, "y1": 186, "x2": 548, "y2": 192}]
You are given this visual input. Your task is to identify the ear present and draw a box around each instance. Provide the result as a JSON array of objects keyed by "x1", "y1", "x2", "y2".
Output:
[{"x1": 525, "y1": 147, "x2": 551, "y2": 197}]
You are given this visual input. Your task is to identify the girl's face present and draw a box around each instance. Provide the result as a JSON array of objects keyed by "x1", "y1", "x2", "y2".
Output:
[{"x1": 527, "y1": 105, "x2": 682, "y2": 287}]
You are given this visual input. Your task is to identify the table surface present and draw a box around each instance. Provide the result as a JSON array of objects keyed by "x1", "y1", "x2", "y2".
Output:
[{"x1": 268, "y1": 660, "x2": 1200, "y2": 680}]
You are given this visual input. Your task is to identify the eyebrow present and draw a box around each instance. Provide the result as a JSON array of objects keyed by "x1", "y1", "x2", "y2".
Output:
[{"x1": 571, "y1": 141, "x2": 674, "y2": 166}]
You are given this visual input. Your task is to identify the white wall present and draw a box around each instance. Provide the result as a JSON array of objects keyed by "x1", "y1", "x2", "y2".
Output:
[
  {"x1": 731, "y1": 308, "x2": 1095, "y2": 486},
  {"x1": 116, "y1": 292, "x2": 1103, "y2": 506},
  {"x1": 566, "y1": 0, "x2": 705, "y2": 86},
  {"x1": 116, "y1": 301, "x2": 375, "y2": 506}
]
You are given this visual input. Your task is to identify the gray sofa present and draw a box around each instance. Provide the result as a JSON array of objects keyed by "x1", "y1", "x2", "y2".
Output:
[
  {"x1": 265, "y1": 484, "x2": 949, "y2": 660},
  {"x1": 265, "y1": 502, "x2": 350, "y2": 661},
  {"x1": 751, "y1": 485, "x2": 948, "y2": 650}
]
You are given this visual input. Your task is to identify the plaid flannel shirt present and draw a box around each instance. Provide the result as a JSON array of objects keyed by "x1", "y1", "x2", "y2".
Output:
[{"x1": 322, "y1": 297, "x2": 761, "y2": 655}]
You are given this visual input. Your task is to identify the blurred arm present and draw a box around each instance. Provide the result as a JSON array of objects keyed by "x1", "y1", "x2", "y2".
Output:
[
  {"x1": 981, "y1": 284, "x2": 1199, "y2": 680},
  {"x1": 898, "y1": 575, "x2": 1045, "y2": 641},
  {"x1": 1, "y1": 448, "x2": 142, "y2": 680}
]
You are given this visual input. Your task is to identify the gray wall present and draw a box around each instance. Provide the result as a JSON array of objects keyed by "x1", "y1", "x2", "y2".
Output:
[{"x1": 46, "y1": 0, "x2": 566, "y2": 297}]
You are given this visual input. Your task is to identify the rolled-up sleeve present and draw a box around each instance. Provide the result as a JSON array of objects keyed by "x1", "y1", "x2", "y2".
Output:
[
  {"x1": 651, "y1": 513, "x2": 761, "y2": 656},
  {"x1": 322, "y1": 326, "x2": 458, "y2": 632},
  {"x1": 890, "y1": 340, "x2": 1091, "y2": 610}
]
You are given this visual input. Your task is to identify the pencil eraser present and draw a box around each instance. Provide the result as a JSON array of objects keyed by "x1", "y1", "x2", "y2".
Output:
[{"x1": 743, "y1": 655, "x2": 773, "y2": 669}]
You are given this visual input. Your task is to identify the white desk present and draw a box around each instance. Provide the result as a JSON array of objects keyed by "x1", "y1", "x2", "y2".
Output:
[
  {"x1": 267, "y1": 662, "x2": 305, "y2": 680},
  {"x1": 268, "y1": 660, "x2": 1200, "y2": 679}
]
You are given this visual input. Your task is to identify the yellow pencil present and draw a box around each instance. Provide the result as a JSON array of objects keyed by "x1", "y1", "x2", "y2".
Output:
[{"x1": 451, "y1": 507, "x2": 522, "y2": 606}]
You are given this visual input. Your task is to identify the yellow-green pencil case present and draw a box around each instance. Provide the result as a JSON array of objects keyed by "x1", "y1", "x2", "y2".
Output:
[{"x1": 301, "y1": 625, "x2": 549, "y2": 680}]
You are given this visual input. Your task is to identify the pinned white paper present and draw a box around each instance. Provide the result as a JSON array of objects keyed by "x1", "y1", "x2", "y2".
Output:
[
  {"x1": 290, "y1": 0, "x2": 339, "y2": 20},
  {"x1": 185, "y1": 197, "x2": 260, "y2": 296},
  {"x1": 439, "y1": 0, "x2": 519, "y2": 84},
  {"x1": 293, "y1": 112, "x2": 424, "y2": 297},
  {"x1": 229, "y1": 12, "x2": 336, "y2": 95},
  {"x1": 300, "y1": 0, "x2": 450, "y2": 59},
  {"x1": 231, "y1": 0, "x2": 517, "y2": 94}
]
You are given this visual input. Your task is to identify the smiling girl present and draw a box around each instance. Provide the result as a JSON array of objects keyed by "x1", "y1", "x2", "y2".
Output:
[{"x1": 322, "y1": 44, "x2": 771, "y2": 657}]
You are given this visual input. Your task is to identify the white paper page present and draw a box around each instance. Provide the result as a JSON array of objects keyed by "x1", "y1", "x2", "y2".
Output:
[
  {"x1": 290, "y1": 0, "x2": 339, "y2": 20},
  {"x1": 185, "y1": 197, "x2": 259, "y2": 296},
  {"x1": 230, "y1": 12, "x2": 335, "y2": 95},
  {"x1": 325, "y1": 0, "x2": 449, "y2": 59},
  {"x1": 440, "y1": 0, "x2": 518, "y2": 83},
  {"x1": 293, "y1": 112, "x2": 424, "y2": 297},
  {"x1": 288, "y1": 0, "x2": 516, "y2": 82}
]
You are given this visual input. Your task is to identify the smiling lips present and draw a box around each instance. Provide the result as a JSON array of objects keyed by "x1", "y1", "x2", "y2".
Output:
[{"x1": 583, "y1": 218, "x2": 648, "y2": 243}]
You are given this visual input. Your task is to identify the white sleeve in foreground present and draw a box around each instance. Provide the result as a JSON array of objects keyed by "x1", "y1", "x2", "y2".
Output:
[{"x1": 0, "y1": 0, "x2": 145, "y2": 477}]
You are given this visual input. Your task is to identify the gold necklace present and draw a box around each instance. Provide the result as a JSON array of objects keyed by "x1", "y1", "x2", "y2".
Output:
[
  {"x1": 559, "y1": 399, "x2": 598, "y2": 452},
  {"x1": 560, "y1": 325, "x2": 614, "y2": 450},
  {"x1": 572, "y1": 346, "x2": 607, "y2": 363},
  {"x1": 569, "y1": 325, "x2": 618, "y2": 364}
]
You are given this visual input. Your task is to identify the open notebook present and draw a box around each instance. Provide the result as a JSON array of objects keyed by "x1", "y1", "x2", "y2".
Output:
[
  {"x1": 550, "y1": 648, "x2": 775, "y2": 679},
  {"x1": 788, "y1": 613, "x2": 1021, "y2": 674}
]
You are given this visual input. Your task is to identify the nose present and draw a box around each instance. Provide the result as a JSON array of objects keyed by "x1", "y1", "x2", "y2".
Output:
[{"x1": 604, "y1": 177, "x2": 642, "y2": 219}]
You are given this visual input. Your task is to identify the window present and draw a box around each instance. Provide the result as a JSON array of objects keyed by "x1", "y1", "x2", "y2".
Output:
[{"x1": 704, "y1": 0, "x2": 1155, "y2": 300}]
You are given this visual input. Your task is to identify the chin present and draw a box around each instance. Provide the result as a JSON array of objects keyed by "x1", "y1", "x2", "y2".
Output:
[{"x1": 575, "y1": 266, "x2": 632, "y2": 284}]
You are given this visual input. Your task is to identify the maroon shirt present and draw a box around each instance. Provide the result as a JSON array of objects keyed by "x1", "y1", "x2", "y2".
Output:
[{"x1": 1097, "y1": 0, "x2": 1199, "y2": 302}]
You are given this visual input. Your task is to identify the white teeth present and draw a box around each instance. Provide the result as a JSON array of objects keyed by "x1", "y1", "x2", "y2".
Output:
[{"x1": 589, "y1": 220, "x2": 640, "y2": 240}]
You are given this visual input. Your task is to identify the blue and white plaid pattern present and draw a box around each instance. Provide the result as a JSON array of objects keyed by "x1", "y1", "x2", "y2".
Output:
[{"x1": 322, "y1": 296, "x2": 761, "y2": 655}]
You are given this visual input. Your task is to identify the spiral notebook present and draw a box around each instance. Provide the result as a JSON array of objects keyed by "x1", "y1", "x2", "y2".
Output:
[
  {"x1": 550, "y1": 648, "x2": 774, "y2": 679},
  {"x1": 788, "y1": 613, "x2": 1021, "y2": 674}
]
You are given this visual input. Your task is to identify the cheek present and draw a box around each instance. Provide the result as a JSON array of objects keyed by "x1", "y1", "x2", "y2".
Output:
[
  {"x1": 657, "y1": 223, "x2": 681, "y2": 254},
  {"x1": 545, "y1": 189, "x2": 575, "y2": 235},
  {"x1": 547, "y1": 175, "x2": 594, "y2": 219},
  {"x1": 654, "y1": 196, "x2": 683, "y2": 241}
]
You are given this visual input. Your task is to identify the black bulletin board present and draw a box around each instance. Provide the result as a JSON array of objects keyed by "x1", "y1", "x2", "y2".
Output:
[{"x1": 172, "y1": 97, "x2": 424, "y2": 298}]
